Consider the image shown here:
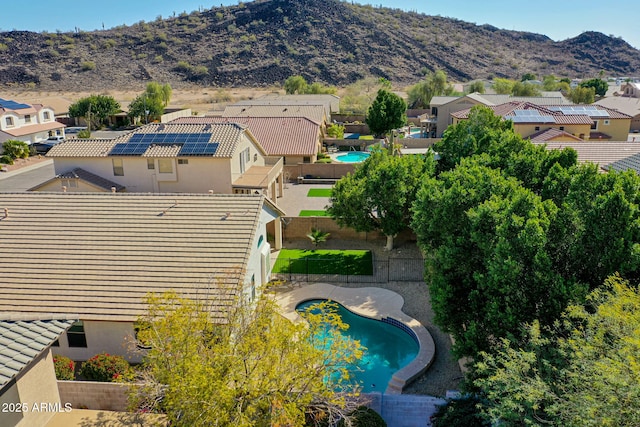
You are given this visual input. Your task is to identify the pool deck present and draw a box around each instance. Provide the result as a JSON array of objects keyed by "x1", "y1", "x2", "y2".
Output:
[{"x1": 275, "y1": 282, "x2": 436, "y2": 395}]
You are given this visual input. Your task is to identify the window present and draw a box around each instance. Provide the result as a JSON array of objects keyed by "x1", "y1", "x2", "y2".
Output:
[
  {"x1": 591, "y1": 121, "x2": 598, "y2": 130},
  {"x1": 178, "y1": 159, "x2": 189, "y2": 165},
  {"x1": 158, "y1": 158, "x2": 173, "y2": 174},
  {"x1": 24, "y1": 115, "x2": 31, "y2": 123},
  {"x1": 43, "y1": 111, "x2": 50, "y2": 120},
  {"x1": 254, "y1": 153, "x2": 258, "y2": 162},
  {"x1": 5, "y1": 117, "x2": 13, "y2": 127},
  {"x1": 61, "y1": 179, "x2": 78, "y2": 188},
  {"x1": 559, "y1": 126, "x2": 565, "y2": 131},
  {"x1": 604, "y1": 120, "x2": 610, "y2": 125},
  {"x1": 112, "y1": 158, "x2": 124, "y2": 176},
  {"x1": 257, "y1": 235, "x2": 264, "y2": 248},
  {"x1": 147, "y1": 158, "x2": 155, "y2": 170},
  {"x1": 67, "y1": 321, "x2": 88, "y2": 347},
  {"x1": 534, "y1": 126, "x2": 540, "y2": 131},
  {"x1": 303, "y1": 156, "x2": 311, "y2": 163}
]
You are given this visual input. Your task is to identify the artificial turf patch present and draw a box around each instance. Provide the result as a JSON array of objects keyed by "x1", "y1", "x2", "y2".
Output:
[
  {"x1": 273, "y1": 249, "x2": 373, "y2": 275},
  {"x1": 306, "y1": 188, "x2": 333, "y2": 197},
  {"x1": 299, "y1": 210, "x2": 330, "y2": 217}
]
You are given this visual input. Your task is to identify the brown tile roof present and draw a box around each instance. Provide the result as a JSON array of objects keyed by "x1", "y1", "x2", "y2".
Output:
[
  {"x1": 2, "y1": 121, "x2": 65, "y2": 137},
  {"x1": 451, "y1": 101, "x2": 620, "y2": 125},
  {"x1": 36, "y1": 168, "x2": 126, "y2": 192},
  {"x1": 0, "y1": 193, "x2": 271, "y2": 322},
  {"x1": 528, "y1": 128, "x2": 583, "y2": 142},
  {"x1": 172, "y1": 116, "x2": 321, "y2": 156},
  {"x1": 47, "y1": 123, "x2": 249, "y2": 158},
  {"x1": 536, "y1": 142, "x2": 640, "y2": 168},
  {"x1": 222, "y1": 105, "x2": 325, "y2": 124}
]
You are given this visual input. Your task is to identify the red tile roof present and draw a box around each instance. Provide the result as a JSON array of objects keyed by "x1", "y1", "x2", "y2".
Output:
[
  {"x1": 172, "y1": 116, "x2": 321, "y2": 156},
  {"x1": 528, "y1": 128, "x2": 583, "y2": 142}
]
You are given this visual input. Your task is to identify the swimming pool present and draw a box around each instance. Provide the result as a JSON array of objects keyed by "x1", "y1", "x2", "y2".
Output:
[
  {"x1": 296, "y1": 299, "x2": 419, "y2": 393},
  {"x1": 335, "y1": 152, "x2": 370, "y2": 163}
]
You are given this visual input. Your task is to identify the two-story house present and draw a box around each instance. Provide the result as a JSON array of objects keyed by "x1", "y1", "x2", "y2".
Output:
[{"x1": 0, "y1": 98, "x2": 65, "y2": 145}]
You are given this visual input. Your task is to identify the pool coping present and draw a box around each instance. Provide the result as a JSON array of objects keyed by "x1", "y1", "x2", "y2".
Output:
[
  {"x1": 274, "y1": 283, "x2": 436, "y2": 395},
  {"x1": 328, "y1": 151, "x2": 370, "y2": 163}
]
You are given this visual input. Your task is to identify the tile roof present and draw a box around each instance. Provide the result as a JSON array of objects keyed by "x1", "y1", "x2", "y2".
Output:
[
  {"x1": 595, "y1": 96, "x2": 640, "y2": 117},
  {"x1": 222, "y1": 105, "x2": 325, "y2": 124},
  {"x1": 47, "y1": 123, "x2": 248, "y2": 158},
  {"x1": 0, "y1": 317, "x2": 76, "y2": 391},
  {"x1": 0, "y1": 193, "x2": 272, "y2": 322},
  {"x1": 29, "y1": 168, "x2": 126, "y2": 192},
  {"x1": 172, "y1": 116, "x2": 321, "y2": 156},
  {"x1": 528, "y1": 128, "x2": 583, "y2": 142},
  {"x1": 605, "y1": 152, "x2": 640, "y2": 173},
  {"x1": 535, "y1": 142, "x2": 640, "y2": 168},
  {"x1": 2, "y1": 121, "x2": 64, "y2": 137},
  {"x1": 247, "y1": 93, "x2": 340, "y2": 112},
  {"x1": 451, "y1": 101, "x2": 600, "y2": 125}
]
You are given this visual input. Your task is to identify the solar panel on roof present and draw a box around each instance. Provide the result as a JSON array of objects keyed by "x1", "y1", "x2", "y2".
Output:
[
  {"x1": 514, "y1": 109, "x2": 541, "y2": 116},
  {"x1": 0, "y1": 98, "x2": 31, "y2": 110},
  {"x1": 178, "y1": 142, "x2": 219, "y2": 156}
]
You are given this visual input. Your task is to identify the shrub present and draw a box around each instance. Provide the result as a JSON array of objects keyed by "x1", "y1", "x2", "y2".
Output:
[
  {"x1": 2, "y1": 140, "x2": 29, "y2": 159},
  {"x1": 81, "y1": 61, "x2": 96, "y2": 71},
  {"x1": 0, "y1": 155, "x2": 14, "y2": 165},
  {"x1": 79, "y1": 353, "x2": 133, "y2": 382},
  {"x1": 53, "y1": 355, "x2": 75, "y2": 380},
  {"x1": 338, "y1": 406, "x2": 386, "y2": 427},
  {"x1": 77, "y1": 129, "x2": 91, "y2": 139},
  {"x1": 316, "y1": 158, "x2": 332, "y2": 163}
]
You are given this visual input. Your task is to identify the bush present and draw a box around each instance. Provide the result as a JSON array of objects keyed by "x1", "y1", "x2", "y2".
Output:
[
  {"x1": 77, "y1": 129, "x2": 91, "y2": 139},
  {"x1": 0, "y1": 155, "x2": 14, "y2": 165},
  {"x1": 80, "y1": 61, "x2": 96, "y2": 71},
  {"x1": 316, "y1": 158, "x2": 332, "y2": 163},
  {"x1": 430, "y1": 397, "x2": 489, "y2": 427},
  {"x1": 79, "y1": 353, "x2": 133, "y2": 382},
  {"x1": 338, "y1": 406, "x2": 386, "y2": 427},
  {"x1": 53, "y1": 355, "x2": 75, "y2": 380},
  {"x1": 2, "y1": 140, "x2": 29, "y2": 159}
]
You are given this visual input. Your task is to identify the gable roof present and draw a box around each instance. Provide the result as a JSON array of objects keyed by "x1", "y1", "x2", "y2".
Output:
[
  {"x1": 235, "y1": 93, "x2": 339, "y2": 113},
  {"x1": 29, "y1": 168, "x2": 126, "y2": 192},
  {"x1": 528, "y1": 128, "x2": 583, "y2": 142},
  {"x1": 0, "y1": 316, "x2": 76, "y2": 392},
  {"x1": 46, "y1": 122, "x2": 256, "y2": 158},
  {"x1": 172, "y1": 116, "x2": 321, "y2": 156},
  {"x1": 222, "y1": 105, "x2": 325, "y2": 124},
  {"x1": 0, "y1": 193, "x2": 275, "y2": 322},
  {"x1": 595, "y1": 96, "x2": 640, "y2": 117}
]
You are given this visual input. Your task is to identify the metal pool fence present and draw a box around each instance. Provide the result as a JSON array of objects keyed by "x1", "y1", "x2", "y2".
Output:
[{"x1": 271, "y1": 257, "x2": 425, "y2": 283}]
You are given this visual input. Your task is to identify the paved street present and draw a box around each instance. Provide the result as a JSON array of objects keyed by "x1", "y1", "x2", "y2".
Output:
[{"x1": 0, "y1": 160, "x2": 55, "y2": 192}]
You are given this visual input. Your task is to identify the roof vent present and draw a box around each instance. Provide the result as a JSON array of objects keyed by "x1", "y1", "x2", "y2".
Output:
[
  {"x1": 221, "y1": 212, "x2": 231, "y2": 220},
  {"x1": 111, "y1": 187, "x2": 116, "y2": 193},
  {"x1": 3, "y1": 208, "x2": 8, "y2": 218}
]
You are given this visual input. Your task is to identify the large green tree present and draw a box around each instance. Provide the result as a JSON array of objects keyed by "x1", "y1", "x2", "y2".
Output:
[
  {"x1": 365, "y1": 89, "x2": 407, "y2": 138},
  {"x1": 569, "y1": 85, "x2": 595, "y2": 104},
  {"x1": 329, "y1": 150, "x2": 434, "y2": 250},
  {"x1": 475, "y1": 275, "x2": 640, "y2": 426},
  {"x1": 128, "y1": 82, "x2": 172, "y2": 124},
  {"x1": 68, "y1": 94, "x2": 120, "y2": 129},
  {"x1": 407, "y1": 70, "x2": 455, "y2": 108},
  {"x1": 579, "y1": 77, "x2": 608, "y2": 97},
  {"x1": 131, "y1": 292, "x2": 364, "y2": 427}
]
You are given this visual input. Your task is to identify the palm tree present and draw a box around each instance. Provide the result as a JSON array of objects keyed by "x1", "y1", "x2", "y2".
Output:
[{"x1": 307, "y1": 228, "x2": 330, "y2": 247}]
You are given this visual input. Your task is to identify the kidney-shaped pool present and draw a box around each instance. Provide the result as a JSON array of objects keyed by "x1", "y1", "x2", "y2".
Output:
[{"x1": 296, "y1": 299, "x2": 419, "y2": 393}]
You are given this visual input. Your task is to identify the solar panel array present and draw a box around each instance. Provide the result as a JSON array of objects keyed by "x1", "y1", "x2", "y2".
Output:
[
  {"x1": 511, "y1": 110, "x2": 553, "y2": 123},
  {"x1": 550, "y1": 106, "x2": 610, "y2": 118},
  {"x1": 110, "y1": 133, "x2": 219, "y2": 156},
  {"x1": 0, "y1": 98, "x2": 31, "y2": 110}
]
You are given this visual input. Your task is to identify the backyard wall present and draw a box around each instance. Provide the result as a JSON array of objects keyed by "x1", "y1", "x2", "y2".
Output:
[
  {"x1": 58, "y1": 380, "x2": 136, "y2": 411},
  {"x1": 281, "y1": 217, "x2": 384, "y2": 241},
  {"x1": 283, "y1": 163, "x2": 356, "y2": 181}
]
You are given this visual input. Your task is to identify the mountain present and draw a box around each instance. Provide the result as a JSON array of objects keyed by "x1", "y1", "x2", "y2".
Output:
[{"x1": 1, "y1": 0, "x2": 638, "y2": 91}]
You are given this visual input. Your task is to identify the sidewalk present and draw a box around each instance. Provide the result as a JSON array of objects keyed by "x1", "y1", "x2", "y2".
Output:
[{"x1": 0, "y1": 158, "x2": 53, "y2": 180}]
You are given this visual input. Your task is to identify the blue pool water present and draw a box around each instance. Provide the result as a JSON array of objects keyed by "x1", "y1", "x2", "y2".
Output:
[
  {"x1": 296, "y1": 299, "x2": 419, "y2": 392},
  {"x1": 336, "y1": 152, "x2": 370, "y2": 163}
]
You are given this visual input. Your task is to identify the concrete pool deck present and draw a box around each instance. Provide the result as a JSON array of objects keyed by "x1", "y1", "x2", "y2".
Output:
[{"x1": 275, "y1": 282, "x2": 436, "y2": 395}]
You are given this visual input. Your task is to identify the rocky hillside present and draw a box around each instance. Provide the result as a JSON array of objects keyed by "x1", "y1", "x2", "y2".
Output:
[{"x1": 1, "y1": 0, "x2": 638, "y2": 91}]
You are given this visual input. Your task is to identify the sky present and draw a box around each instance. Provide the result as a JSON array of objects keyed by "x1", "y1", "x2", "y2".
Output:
[{"x1": 0, "y1": 0, "x2": 638, "y2": 49}]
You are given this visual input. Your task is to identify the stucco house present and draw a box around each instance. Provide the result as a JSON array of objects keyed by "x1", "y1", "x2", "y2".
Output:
[
  {"x1": 595, "y1": 96, "x2": 640, "y2": 133},
  {"x1": 0, "y1": 98, "x2": 65, "y2": 145},
  {"x1": 451, "y1": 102, "x2": 632, "y2": 141},
  {"x1": 172, "y1": 116, "x2": 324, "y2": 165},
  {"x1": 620, "y1": 82, "x2": 640, "y2": 98},
  {"x1": 427, "y1": 92, "x2": 571, "y2": 137},
  {"x1": 0, "y1": 192, "x2": 284, "y2": 363},
  {"x1": 0, "y1": 316, "x2": 75, "y2": 427},
  {"x1": 43, "y1": 122, "x2": 283, "y2": 201}
]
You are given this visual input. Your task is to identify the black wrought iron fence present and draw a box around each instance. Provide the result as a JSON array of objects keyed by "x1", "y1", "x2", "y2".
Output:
[{"x1": 272, "y1": 258, "x2": 424, "y2": 283}]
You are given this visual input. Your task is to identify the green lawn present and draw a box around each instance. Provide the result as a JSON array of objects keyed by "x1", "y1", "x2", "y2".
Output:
[
  {"x1": 299, "y1": 210, "x2": 330, "y2": 217},
  {"x1": 306, "y1": 188, "x2": 333, "y2": 197},
  {"x1": 273, "y1": 249, "x2": 373, "y2": 275}
]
